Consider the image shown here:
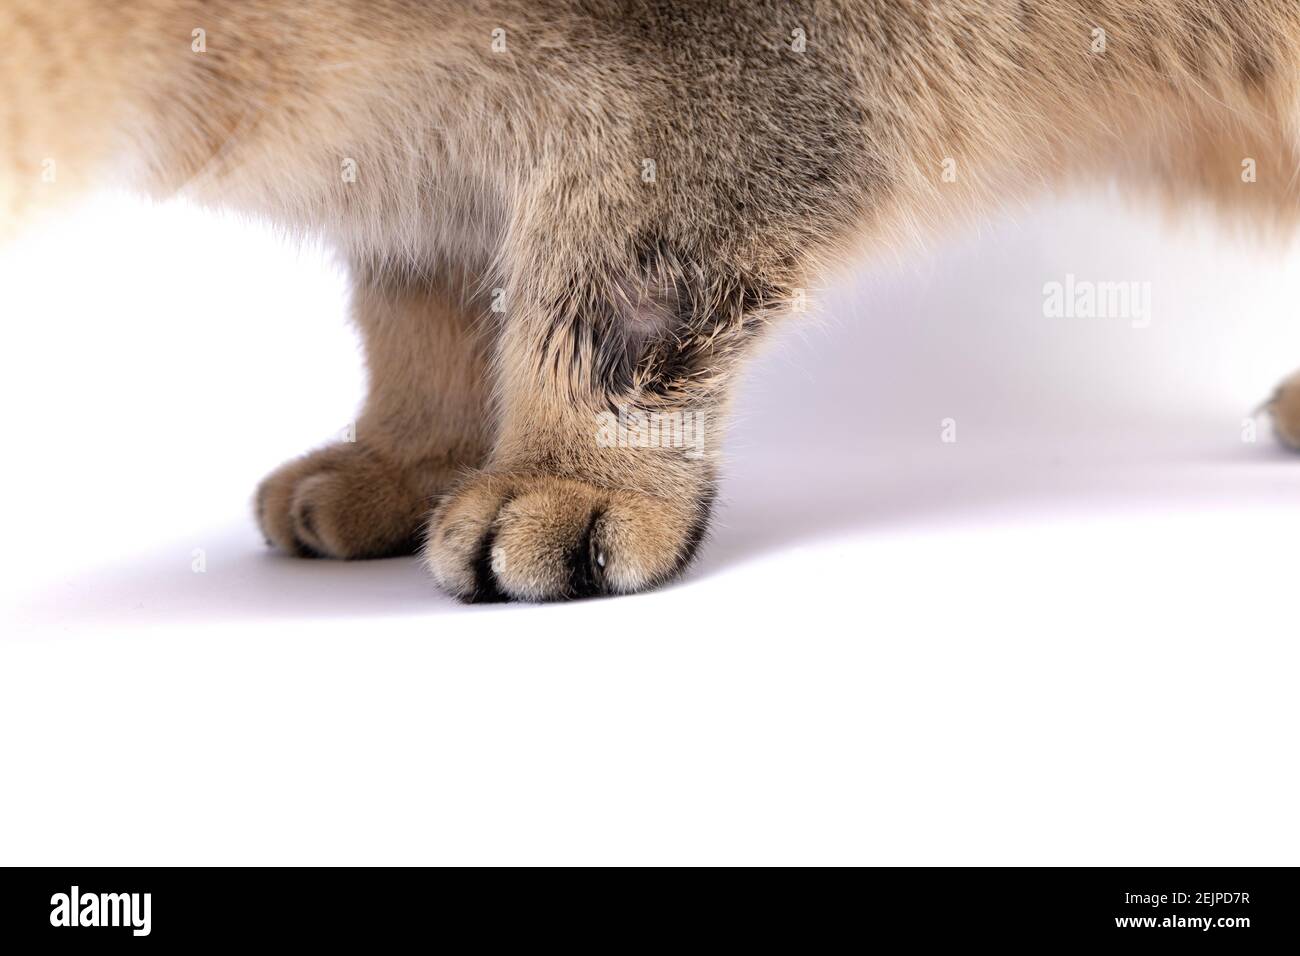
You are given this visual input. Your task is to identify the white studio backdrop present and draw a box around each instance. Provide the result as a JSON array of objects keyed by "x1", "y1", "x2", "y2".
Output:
[{"x1": 1, "y1": 190, "x2": 1297, "y2": 865}]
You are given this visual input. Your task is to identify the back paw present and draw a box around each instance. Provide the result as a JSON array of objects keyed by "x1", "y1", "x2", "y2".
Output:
[
  {"x1": 255, "y1": 443, "x2": 455, "y2": 560},
  {"x1": 1266, "y1": 372, "x2": 1300, "y2": 451}
]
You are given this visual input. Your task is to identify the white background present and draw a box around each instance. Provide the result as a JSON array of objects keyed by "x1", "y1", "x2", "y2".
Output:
[{"x1": 2, "y1": 190, "x2": 1297, "y2": 865}]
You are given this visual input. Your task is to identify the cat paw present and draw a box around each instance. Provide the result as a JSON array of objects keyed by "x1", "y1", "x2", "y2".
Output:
[
  {"x1": 1266, "y1": 372, "x2": 1300, "y2": 451},
  {"x1": 422, "y1": 472, "x2": 714, "y2": 602},
  {"x1": 255, "y1": 443, "x2": 444, "y2": 559}
]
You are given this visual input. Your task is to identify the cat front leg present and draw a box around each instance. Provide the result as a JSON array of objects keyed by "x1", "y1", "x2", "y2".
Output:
[{"x1": 422, "y1": 220, "x2": 796, "y2": 602}]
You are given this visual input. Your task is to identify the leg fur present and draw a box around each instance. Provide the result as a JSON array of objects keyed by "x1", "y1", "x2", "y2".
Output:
[
  {"x1": 10, "y1": 2, "x2": 1300, "y2": 599},
  {"x1": 257, "y1": 264, "x2": 493, "y2": 559},
  {"x1": 422, "y1": 210, "x2": 789, "y2": 600}
]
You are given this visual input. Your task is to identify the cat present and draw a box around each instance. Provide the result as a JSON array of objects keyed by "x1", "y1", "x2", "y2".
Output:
[{"x1": 5, "y1": 1, "x2": 1300, "y2": 601}]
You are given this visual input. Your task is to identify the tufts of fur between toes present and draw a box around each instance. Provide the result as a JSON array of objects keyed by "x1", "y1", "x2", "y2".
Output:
[{"x1": 422, "y1": 474, "x2": 714, "y2": 603}]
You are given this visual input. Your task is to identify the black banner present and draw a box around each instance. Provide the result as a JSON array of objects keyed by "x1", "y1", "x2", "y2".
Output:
[{"x1": 0, "y1": 867, "x2": 1294, "y2": 946}]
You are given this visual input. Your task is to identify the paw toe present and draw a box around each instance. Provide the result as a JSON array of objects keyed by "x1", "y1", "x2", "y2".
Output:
[{"x1": 424, "y1": 473, "x2": 713, "y2": 602}]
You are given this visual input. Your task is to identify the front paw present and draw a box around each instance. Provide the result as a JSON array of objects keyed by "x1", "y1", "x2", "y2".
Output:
[
  {"x1": 256, "y1": 443, "x2": 444, "y2": 559},
  {"x1": 423, "y1": 472, "x2": 714, "y2": 602}
]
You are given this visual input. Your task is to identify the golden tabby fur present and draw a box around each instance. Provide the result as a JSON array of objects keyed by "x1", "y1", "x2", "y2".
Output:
[{"x1": 5, "y1": 0, "x2": 1300, "y2": 600}]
